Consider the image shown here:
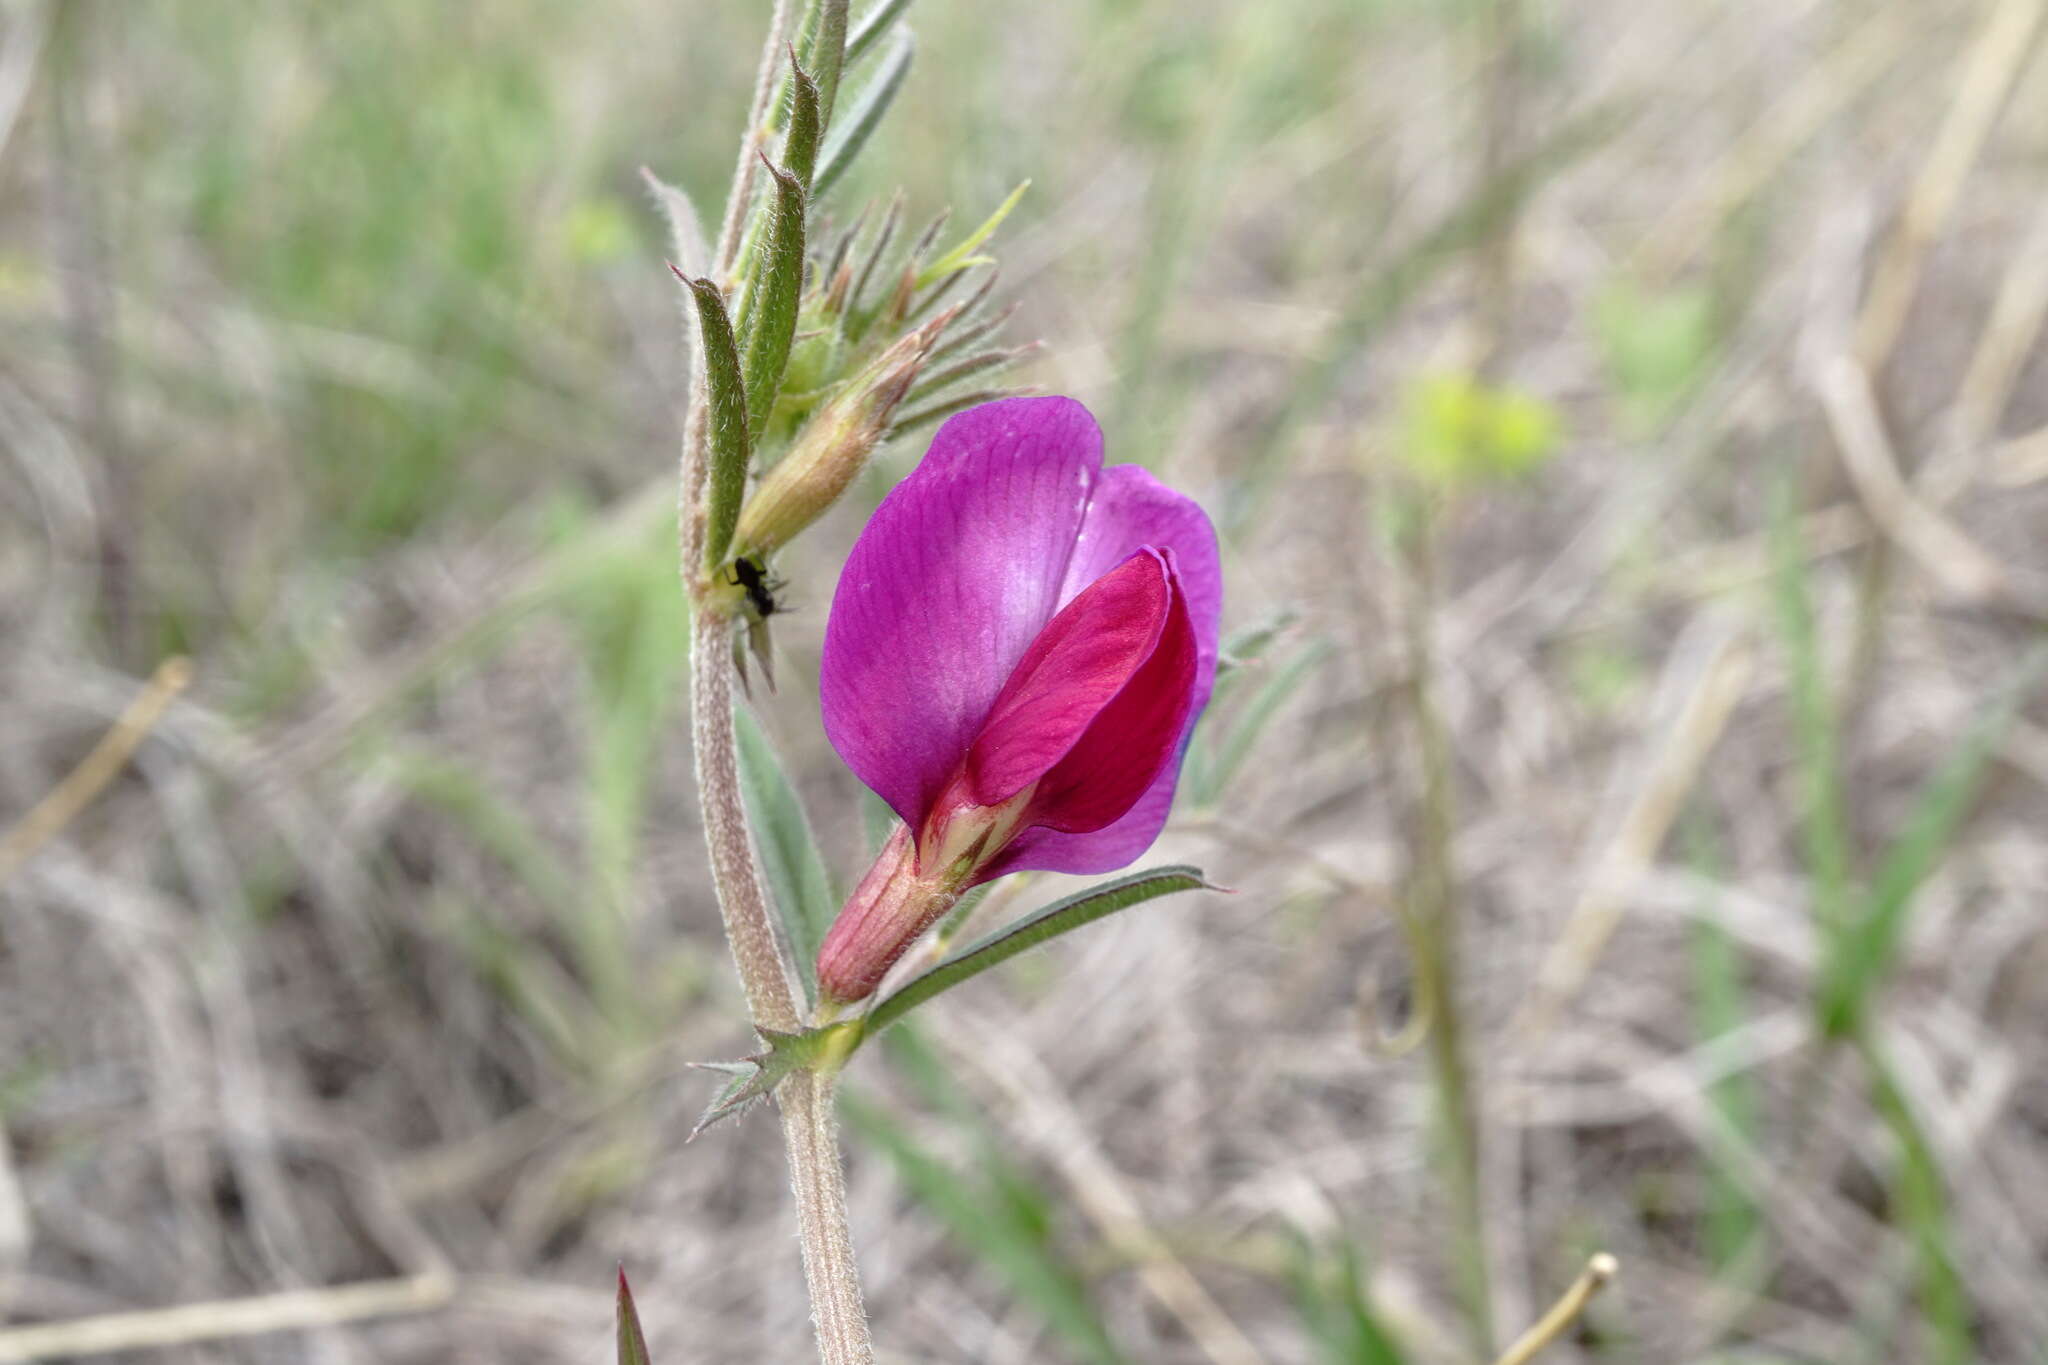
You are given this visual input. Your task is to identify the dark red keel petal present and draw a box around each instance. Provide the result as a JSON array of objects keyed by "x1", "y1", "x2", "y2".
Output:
[
  {"x1": 965, "y1": 550, "x2": 1173, "y2": 808},
  {"x1": 1023, "y1": 554, "x2": 1199, "y2": 834}
]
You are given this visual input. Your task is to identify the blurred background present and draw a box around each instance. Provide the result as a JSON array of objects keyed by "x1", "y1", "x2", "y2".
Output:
[{"x1": 5, "y1": 0, "x2": 2048, "y2": 1360}]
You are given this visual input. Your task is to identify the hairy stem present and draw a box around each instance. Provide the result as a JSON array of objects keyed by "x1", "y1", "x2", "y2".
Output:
[
  {"x1": 687, "y1": 606, "x2": 872, "y2": 1363},
  {"x1": 777, "y1": 1069, "x2": 874, "y2": 1364},
  {"x1": 689, "y1": 608, "x2": 802, "y2": 1032},
  {"x1": 684, "y1": 9, "x2": 872, "y2": 1358}
]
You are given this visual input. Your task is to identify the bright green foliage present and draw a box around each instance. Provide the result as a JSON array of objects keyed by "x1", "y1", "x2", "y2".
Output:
[
  {"x1": 1397, "y1": 372, "x2": 1564, "y2": 489},
  {"x1": 1594, "y1": 279, "x2": 1717, "y2": 434}
]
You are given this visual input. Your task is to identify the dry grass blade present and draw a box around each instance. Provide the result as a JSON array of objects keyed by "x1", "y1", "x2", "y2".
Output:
[
  {"x1": 0, "y1": 1273, "x2": 455, "y2": 1363},
  {"x1": 1853, "y1": 0, "x2": 2047, "y2": 369},
  {"x1": 1815, "y1": 352, "x2": 2007, "y2": 601},
  {"x1": 1492, "y1": 1254, "x2": 1617, "y2": 1365},
  {"x1": 1518, "y1": 627, "x2": 1753, "y2": 1043},
  {"x1": 0, "y1": 655, "x2": 189, "y2": 886}
]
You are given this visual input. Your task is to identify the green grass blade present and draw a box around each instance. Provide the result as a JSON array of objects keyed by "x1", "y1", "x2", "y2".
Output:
[
  {"x1": 1766, "y1": 473, "x2": 1852, "y2": 939},
  {"x1": 734, "y1": 703, "x2": 837, "y2": 1003},
  {"x1": 813, "y1": 27, "x2": 912, "y2": 199},
  {"x1": 865, "y1": 866, "x2": 1210, "y2": 1035},
  {"x1": 1817, "y1": 642, "x2": 2048, "y2": 1036},
  {"x1": 1287, "y1": 1235, "x2": 1408, "y2": 1365},
  {"x1": 1190, "y1": 638, "x2": 1328, "y2": 807},
  {"x1": 1863, "y1": 1040, "x2": 1971, "y2": 1365},
  {"x1": 842, "y1": 1038, "x2": 1129, "y2": 1365},
  {"x1": 845, "y1": 0, "x2": 911, "y2": 67},
  {"x1": 1683, "y1": 813, "x2": 1764, "y2": 1271}
]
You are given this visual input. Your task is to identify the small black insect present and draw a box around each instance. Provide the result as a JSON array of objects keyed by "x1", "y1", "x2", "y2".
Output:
[{"x1": 727, "y1": 555, "x2": 785, "y2": 620}]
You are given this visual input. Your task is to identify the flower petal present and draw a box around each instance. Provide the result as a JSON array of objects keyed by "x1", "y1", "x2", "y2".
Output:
[
  {"x1": 1061, "y1": 463, "x2": 1223, "y2": 685},
  {"x1": 985, "y1": 467, "x2": 1224, "y2": 876},
  {"x1": 1020, "y1": 552, "x2": 1199, "y2": 835},
  {"x1": 965, "y1": 549, "x2": 1172, "y2": 808},
  {"x1": 820, "y1": 396, "x2": 1103, "y2": 828}
]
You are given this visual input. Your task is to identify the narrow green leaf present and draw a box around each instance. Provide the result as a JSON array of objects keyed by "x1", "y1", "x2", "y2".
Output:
[
  {"x1": 813, "y1": 27, "x2": 912, "y2": 199},
  {"x1": 798, "y1": 0, "x2": 848, "y2": 132},
  {"x1": 616, "y1": 1268, "x2": 653, "y2": 1365},
  {"x1": 1286, "y1": 1235, "x2": 1408, "y2": 1365},
  {"x1": 841, "y1": 1088, "x2": 1128, "y2": 1364},
  {"x1": 915, "y1": 181, "x2": 1029, "y2": 290},
  {"x1": 674, "y1": 270, "x2": 752, "y2": 569},
  {"x1": 1767, "y1": 475, "x2": 1852, "y2": 937},
  {"x1": 740, "y1": 157, "x2": 807, "y2": 440},
  {"x1": 1191, "y1": 639, "x2": 1329, "y2": 807},
  {"x1": 734, "y1": 703, "x2": 836, "y2": 1001},
  {"x1": 846, "y1": 0, "x2": 911, "y2": 67},
  {"x1": 1864, "y1": 1040, "x2": 1972, "y2": 1365},
  {"x1": 782, "y1": 54, "x2": 823, "y2": 193},
  {"x1": 1683, "y1": 813, "x2": 1764, "y2": 1271},
  {"x1": 1817, "y1": 642, "x2": 2048, "y2": 1037},
  {"x1": 865, "y1": 866, "x2": 1211, "y2": 1035}
]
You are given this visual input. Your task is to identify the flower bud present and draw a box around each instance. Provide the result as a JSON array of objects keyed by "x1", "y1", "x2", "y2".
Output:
[{"x1": 731, "y1": 313, "x2": 951, "y2": 560}]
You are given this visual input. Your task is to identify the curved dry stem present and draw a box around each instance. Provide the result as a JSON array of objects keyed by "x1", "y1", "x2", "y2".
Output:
[{"x1": 1493, "y1": 1253, "x2": 1616, "y2": 1365}]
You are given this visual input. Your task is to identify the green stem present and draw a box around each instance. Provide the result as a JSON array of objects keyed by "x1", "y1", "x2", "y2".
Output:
[{"x1": 1400, "y1": 504, "x2": 1495, "y2": 1356}]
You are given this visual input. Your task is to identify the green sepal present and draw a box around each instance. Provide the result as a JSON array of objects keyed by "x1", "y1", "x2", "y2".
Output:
[
  {"x1": 740, "y1": 156, "x2": 807, "y2": 441},
  {"x1": 616, "y1": 1268, "x2": 653, "y2": 1365},
  {"x1": 688, "y1": 1021, "x2": 863, "y2": 1140},
  {"x1": 813, "y1": 26, "x2": 912, "y2": 199},
  {"x1": 672, "y1": 269, "x2": 752, "y2": 570},
  {"x1": 864, "y1": 865, "x2": 1213, "y2": 1037}
]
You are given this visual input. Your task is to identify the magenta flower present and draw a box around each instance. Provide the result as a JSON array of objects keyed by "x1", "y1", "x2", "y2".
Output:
[{"x1": 814, "y1": 396, "x2": 1222, "y2": 1006}]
